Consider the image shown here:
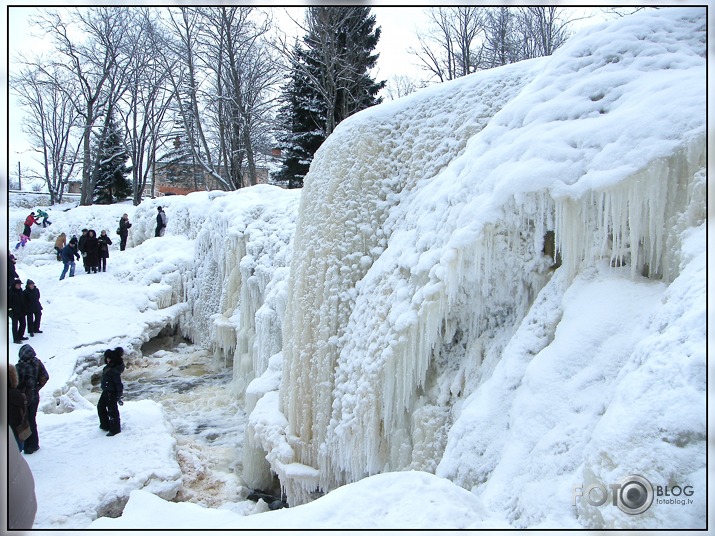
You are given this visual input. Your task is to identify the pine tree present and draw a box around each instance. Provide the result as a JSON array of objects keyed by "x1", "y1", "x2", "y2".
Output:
[
  {"x1": 275, "y1": 7, "x2": 385, "y2": 189},
  {"x1": 274, "y1": 44, "x2": 326, "y2": 189},
  {"x1": 92, "y1": 115, "x2": 133, "y2": 204}
]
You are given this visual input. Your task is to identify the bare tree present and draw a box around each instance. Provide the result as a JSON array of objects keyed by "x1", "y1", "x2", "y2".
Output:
[
  {"x1": 33, "y1": 7, "x2": 139, "y2": 205},
  {"x1": 119, "y1": 9, "x2": 176, "y2": 204},
  {"x1": 410, "y1": 7, "x2": 485, "y2": 82},
  {"x1": 10, "y1": 63, "x2": 82, "y2": 204},
  {"x1": 518, "y1": 7, "x2": 573, "y2": 59},
  {"x1": 159, "y1": 7, "x2": 231, "y2": 190},
  {"x1": 198, "y1": 7, "x2": 279, "y2": 188},
  {"x1": 482, "y1": 7, "x2": 522, "y2": 68},
  {"x1": 384, "y1": 74, "x2": 422, "y2": 101}
]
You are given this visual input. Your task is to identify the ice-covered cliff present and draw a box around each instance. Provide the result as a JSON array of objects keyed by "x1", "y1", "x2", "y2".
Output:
[{"x1": 245, "y1": 8, "x2": 705, "y2": 528}]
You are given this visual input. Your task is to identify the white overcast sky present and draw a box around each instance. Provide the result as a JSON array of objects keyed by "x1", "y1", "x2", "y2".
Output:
[{"x1": 0, "y1": 4, "x2": 635, "y2": 184}]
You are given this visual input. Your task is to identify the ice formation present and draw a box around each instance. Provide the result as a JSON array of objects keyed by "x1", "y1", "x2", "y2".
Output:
[
  {"x1": 240, "y1": 8, "x2": 706, "y2": 527},
  {"x1": 34, "y1": 7, "x2": 701, "y2": 529}
]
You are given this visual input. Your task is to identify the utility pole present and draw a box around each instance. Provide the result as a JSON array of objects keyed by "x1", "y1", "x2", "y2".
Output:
[{"x1": 17, "y1": 161, "x2": 21, "y2": 191}]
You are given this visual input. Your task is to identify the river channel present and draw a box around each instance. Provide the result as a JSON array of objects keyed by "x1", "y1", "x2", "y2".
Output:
[{"x1": 119, "y1": 334, "x2": 248, "y2": 507}]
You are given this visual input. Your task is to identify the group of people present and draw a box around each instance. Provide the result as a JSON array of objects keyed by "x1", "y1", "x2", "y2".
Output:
[
  {"x1": 8, "y1": 342, "x2": 125, "y2": 455},
  {"x1": 8, "y1": 253, "x2": 44, "y2": 344},
  {"x1": 15, "y1": 210, "x2": 53, "y2": 250}
]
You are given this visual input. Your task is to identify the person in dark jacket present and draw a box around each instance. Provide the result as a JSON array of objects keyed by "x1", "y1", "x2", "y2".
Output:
[
  {"x1": 8, "y1": 364, "x2": 29, "y2": 451},
  {"x1": 84, "y1": 229, "x2": 100, "y2": 273},
  {"x1": 97, "y1": 230, "x2": 113, "y2": 272},
  {"x1": 59, "y1": 237, "x2": 80, "y2": 280},
  {"x1": 8, "y1": 251, "x2": 19, "y2": 289},
  {"x1": 78, "y1": 228, "x2": 89, "y2": 273},
  {"x1": 155, "y1": 206, "x2": 167, "y2": 237},
  {"x1": 16, "y1": 344, "x2": 49, "y2": 454},
  {"x1": 9, "y1": 279, "x2": 28, "y2": 343},
  {"x1": 24, "y1": 280, "x2": 43, "y2": 336},
  {"x1": 118, "y1": 213, "x2": 132, "y2": 251},
  {"x1": 98, "y1": 347, "x2": 125, "y2": 436}
]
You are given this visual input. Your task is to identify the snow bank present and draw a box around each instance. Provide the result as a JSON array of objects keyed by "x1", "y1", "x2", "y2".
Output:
[
  {"x1": 29, "y1": 400, "x2": 181, "y2": 529},
  {"x1": 264, "y1": 8, "x2": 706, "y2": 529},
  {"x1": 89, "y1": 470, "x2": 509, "y2": 529}
]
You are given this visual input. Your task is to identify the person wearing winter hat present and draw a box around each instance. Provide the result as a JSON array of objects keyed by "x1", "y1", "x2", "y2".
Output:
[
  {"x1": 24, "y1": 280, "x2": 43, "y2": 337},
  {"x1": 16, "y1": 344, "x2": 49, "y2": 454},
  {"x1": 59, "y1": 237, "x2": 80, "y2": 280},
  {"x1": 98, "y1": 347, "x2": 125, "y2": 436},
  {"x1": 9, "y1": 279, "x2": 28, "y2": 343}
]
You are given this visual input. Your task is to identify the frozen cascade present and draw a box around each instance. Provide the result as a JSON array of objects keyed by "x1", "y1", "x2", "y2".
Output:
[{"x1": 268, "y1": 8, "x2": 705, "y2": 510}]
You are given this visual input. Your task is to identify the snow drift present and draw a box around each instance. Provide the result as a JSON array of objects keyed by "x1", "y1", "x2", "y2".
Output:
[{"x1": 245, "y1": 8, "x2": 705, "y2": 529}]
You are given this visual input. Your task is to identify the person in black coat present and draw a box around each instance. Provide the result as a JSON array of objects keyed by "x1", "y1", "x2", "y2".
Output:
[
  {"x1": 23, "y1": 280, "x2": 43, "y2": 336},
  {"x1": 118, "y1": 214, "x2": 132, "y2": 251},
  {"x1": 9, "y1": 279, "x2": 28, "y2": 344},
  {"x1": 98, "y1": 347, "x2": 125, "y2": 436},
  {"x1": 84, "y1": 229, "x2": 100, "y2": 273},
  {"x1": 155, "y1": 206, "x2": 167, "y2": 237},
  {"x1": 97, "y1": 230, "x2": 112, "y2": 272},
  {"x1": 8, "y1": 251, "x2": 19, "y2": 290},
  {"x1": 78, "y1": 228, "x2": 89, "y2": 273}
]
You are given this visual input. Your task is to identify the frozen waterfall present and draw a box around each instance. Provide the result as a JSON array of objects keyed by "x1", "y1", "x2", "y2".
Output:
[{"x1": 240, "y1": 8, "x2": 705, "y2": 528}]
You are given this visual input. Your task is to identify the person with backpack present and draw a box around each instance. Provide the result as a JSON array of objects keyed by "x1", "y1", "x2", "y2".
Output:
[
  {"x1": 98, "y1": 347, "x2": 125, "y2": 436},
  {"x1": 15, "y1": 344, "x2": 49, "y2": 454},
  {"x1": 155, "y1": 206, "x2": 167, "y2": 237},
  {"x1": 54, "y1": 232, "x2": 66, "y2": 260},
  {"x1": 23, "y1": 280, "x2": 43, "y2": 337}
]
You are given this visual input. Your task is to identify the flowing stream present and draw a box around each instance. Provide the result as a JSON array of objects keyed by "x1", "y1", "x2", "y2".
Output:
[{"x1": 119, "y1": 334, "x2": 249, "y2": 507}]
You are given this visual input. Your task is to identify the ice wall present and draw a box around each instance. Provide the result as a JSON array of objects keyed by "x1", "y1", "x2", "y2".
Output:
[
  {"x1": 270, "y1": 7, "x2": 705, "y2": 517},
  {"x1": 128, "y1": 186, "x2": 300, "y2": 390}
]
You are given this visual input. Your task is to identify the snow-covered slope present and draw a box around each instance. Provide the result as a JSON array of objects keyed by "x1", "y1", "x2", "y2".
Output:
[{"x1": 246, "y1": 8, "x2": 705, "y2": 528}]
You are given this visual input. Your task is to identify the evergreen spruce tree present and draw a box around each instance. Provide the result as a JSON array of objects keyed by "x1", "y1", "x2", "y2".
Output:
[
  {"x1": 92, "y1": 116, "x2": 132, "y2": 204},
  {"x1": 275, "y1": 7, "x2": 385, "y2": 189},
  {"x1": 274, "y1": 44, "x2": 326, "y2": 189}
]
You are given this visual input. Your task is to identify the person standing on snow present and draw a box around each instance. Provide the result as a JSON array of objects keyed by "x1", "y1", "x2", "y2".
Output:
[
  {"x1": 15, "y1": 344, "x2": 49, "y2": 454},
  {"x1": 84, "y1": 229, "x2": 100, "y2": 273},
  {"x1": 8, "y1": 364, "x2": 29, "y2": 451},
  {"x1": 59, "y1": 237, "x2": 80, "y2": 280},
  {"x1": 97, "y1": 230, "x2": 112, "y2": 272},
  {"x1": 8, "y1": 251, "x2": 19, "y2": 289},
  {"x1": 155, "y1": 206, "x2": 167, "y2": 237},
  {"x1": 98, "y1": 347, "x2": 125, "y2": 436},
  {"x1": 118, "y1": 213, "x2": 132, "y2": 251},
  {"x1": 54, "y1": 232, "x2": 66, "y2": 261},
  {"x1": 9, "y1": 279, "x2": 28, "y2": 344},
  {"x1": 23, "y1": 280, "x2": 43, "y2": 337},
  {"x1": 78, "y1": 228, "x2": 89, "y2": 273}
]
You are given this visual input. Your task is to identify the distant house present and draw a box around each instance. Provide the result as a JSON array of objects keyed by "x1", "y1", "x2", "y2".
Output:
[{"x1": 151, "y1": 148, "x2": 282, "y2": 197}]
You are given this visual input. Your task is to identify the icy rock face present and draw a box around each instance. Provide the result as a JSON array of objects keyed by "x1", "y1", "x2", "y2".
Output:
[
  {"x1": 274, "y1": 6, "x2": 705, "y2": 518},
  {"x1": 134, "y1": 186, "x2": 300, "y2": 395}
]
